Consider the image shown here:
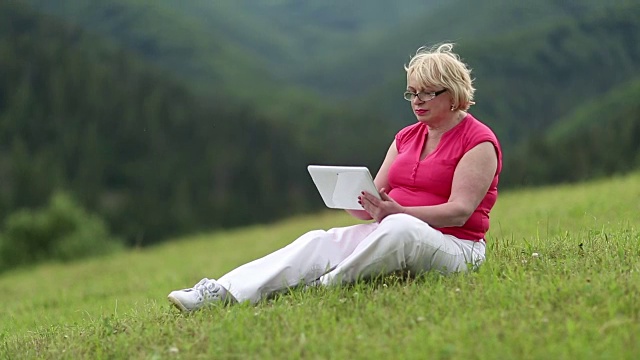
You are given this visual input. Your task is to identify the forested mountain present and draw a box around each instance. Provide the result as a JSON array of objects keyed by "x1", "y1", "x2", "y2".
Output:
[
  {"x1": 0, "y1": 2, "x2": 319, "y2": 245},
  {"x1": 504, "y1": 78, "x2": 640, "y2": 186},
  {"x1": 25, "y1": 0, "x2": 640, "y2": 149},
  {"x1": 20, "y1": 0, "x2": 411, "y2": 168},
  {"x1": 2, "y1": 0, "x2": 639, "y2": 252},
  {"x1": 22, "y1": 0, "x2": 437, "y2": 119},
  {"x1": 353, "y1": 2, "x2": 640, "y2": 141},
  {"x1": 303, "y1": 0, "x2": 617, "y2": 97}
]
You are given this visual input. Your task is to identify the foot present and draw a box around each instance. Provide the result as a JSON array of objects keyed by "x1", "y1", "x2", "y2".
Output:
[{"x1": 167, "y1": 278, "x2": 228, "y2": 312}]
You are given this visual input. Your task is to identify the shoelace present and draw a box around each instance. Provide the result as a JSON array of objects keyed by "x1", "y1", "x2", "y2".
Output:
[{"x1": 193, "y1": 278, "x2": 220, "y2": 301}]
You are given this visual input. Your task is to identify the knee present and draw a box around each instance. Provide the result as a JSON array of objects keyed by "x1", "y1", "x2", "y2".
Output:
[
  {"x1": 382, "y1": 213, "x2": 418, "y2": 224},
  {"x1": 376, "y1": 213, "x2": 432, "y2": 242},
  {"x1": 291, "y1": 230, "x2": 325, "y2": 246},
  {"x1": 380, "y1": 213, "x2": 430, "y2": 233},
  {"x1": 288, "y1": 229, "x2": 339, "y2": 252}
]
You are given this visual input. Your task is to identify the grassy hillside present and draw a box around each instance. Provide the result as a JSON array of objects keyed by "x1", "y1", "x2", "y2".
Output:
[{"x1": 1, "y1": 172, "x2": 639, "y2": 358}]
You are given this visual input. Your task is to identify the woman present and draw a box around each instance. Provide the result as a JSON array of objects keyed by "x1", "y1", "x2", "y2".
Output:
[{"x1": 168, "y1": 43, "x2": 502, "y2": 312}]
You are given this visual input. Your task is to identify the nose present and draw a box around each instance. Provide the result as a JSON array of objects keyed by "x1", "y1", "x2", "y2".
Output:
[{"x1": 412, "y1": 95, "x2": 424, "y2": 104}]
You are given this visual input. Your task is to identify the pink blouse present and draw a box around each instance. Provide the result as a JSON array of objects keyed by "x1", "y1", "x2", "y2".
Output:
[{"x1": 387, "y1": 114, "x2": 502, "y2": 241}]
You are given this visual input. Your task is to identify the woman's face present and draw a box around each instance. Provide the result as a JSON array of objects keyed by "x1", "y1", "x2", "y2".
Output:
[{"x1": 406, "y1": 77, "x2": 452, "y2": 124}]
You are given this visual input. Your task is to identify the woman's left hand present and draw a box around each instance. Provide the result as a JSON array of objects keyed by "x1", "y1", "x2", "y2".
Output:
[{"x1": 359, "y1": 188, "x2": 405, "y2": 223}]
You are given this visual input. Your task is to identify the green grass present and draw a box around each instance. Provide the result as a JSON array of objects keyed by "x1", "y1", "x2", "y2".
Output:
[{"x1": 1, "y1": 172, "x2": 639, "y2": 359}]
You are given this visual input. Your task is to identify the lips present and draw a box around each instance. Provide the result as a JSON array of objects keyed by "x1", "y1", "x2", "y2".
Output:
[{"x1": 415, "y1": 109, "x2": 428, "y2": 115}]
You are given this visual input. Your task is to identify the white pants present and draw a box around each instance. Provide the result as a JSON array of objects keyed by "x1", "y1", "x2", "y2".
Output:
[{"x1": 218, "y1": 213, "x2": 485, "y2": 304}]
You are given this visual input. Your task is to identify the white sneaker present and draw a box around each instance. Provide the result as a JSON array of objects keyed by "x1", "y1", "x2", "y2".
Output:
[{"x1": 167, "y1": 278, "x2": 228, "y2": 312}]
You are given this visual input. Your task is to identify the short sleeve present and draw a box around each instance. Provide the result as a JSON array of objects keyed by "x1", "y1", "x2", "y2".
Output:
[{"x1": 394, "y1": 122, "x2": 424, "y2": 153}]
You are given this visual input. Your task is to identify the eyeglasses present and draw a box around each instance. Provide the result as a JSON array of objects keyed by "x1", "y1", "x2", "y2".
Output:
[{"x1": 403, "y1": 89, "x2": 447, "y2": 102}]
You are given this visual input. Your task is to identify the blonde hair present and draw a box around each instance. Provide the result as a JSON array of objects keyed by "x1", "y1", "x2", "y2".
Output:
[{"x1": 405, "y1": 43, "x2": 475, "y2": 111}]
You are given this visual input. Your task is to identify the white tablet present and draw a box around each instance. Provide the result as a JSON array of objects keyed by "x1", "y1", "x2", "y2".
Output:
[{"x1": 307, "y1": 165, "x2": 381, "y2": 210}]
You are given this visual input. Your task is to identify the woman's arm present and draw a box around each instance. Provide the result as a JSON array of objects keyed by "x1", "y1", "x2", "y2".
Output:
[
  {"x1": 360, "y1": 141, "x2": 498, "y2": 226},
  {"x1": 405, "y1": 141, "x2": 497, "y2": 227},
  {"x1": 373, "y1": 140, "x2": 398, "y2": 191}
]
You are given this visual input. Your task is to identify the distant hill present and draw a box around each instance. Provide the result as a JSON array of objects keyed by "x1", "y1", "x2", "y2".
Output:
[
  {"x1": 3, "y1": 0, "x2": 639, "y2": 253},
  {"x1": 301, "y1": 0, "x2": 614, "y2": 96},
  {"x1": 504, "y1": 78, "x2": 640, "y2": 186},
  {"x1": 0, "y1": 2, "x2": 320, "y2": 245},
  {"x1": 25, "y1": 1, "x2": 639, "y2": 147},
  {"x1": 21, "y1": 0, "x2": 418, "y2": 165},
  {"x1": 352, "y1": 2, "x2": 640, "y2": 151},
  {"x1": 23, "y1": 0, "x2": 438, "y2": 111}
]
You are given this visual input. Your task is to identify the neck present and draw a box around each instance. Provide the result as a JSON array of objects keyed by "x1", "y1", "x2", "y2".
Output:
[{"x1": 427, "y1": 111, "x2": 466, "y2": 136}]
